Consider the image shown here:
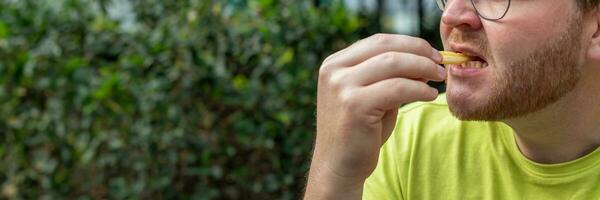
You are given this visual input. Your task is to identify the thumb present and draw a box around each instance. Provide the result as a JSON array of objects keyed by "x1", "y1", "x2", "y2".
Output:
[{"x1": 380, "y1": 109, "x2": 398, "y2": 146}]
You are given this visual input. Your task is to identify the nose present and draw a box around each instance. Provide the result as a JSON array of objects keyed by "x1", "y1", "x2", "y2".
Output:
[{"x1": 441, "y1": 0, "x2": 482, "y2": 29}]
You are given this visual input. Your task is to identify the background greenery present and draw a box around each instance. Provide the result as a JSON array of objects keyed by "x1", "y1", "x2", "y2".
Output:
[{"x1": 0, "y1": 0, "x2": 440, "y2": 199}]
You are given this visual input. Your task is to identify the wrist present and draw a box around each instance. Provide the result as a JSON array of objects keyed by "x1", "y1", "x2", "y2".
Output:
[{"x1": 304, "y1": 162, "x2": 365, "y2": 200}]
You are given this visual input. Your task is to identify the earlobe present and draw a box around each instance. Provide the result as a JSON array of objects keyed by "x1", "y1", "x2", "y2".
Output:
[
  {"x1": 587, "y1": 9, "x2": 600, "y2": 61},
  {"x1": 587, "y1": 44, "x2": 600, "y2": 61}
]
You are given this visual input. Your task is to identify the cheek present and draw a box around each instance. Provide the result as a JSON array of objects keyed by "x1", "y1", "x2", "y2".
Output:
[
  {"x1": 487, "y1": 4, "x2": 572, "y2": 66},
  {"x1": 485, "y1": 23, "x2": 555, "y2": 68}
]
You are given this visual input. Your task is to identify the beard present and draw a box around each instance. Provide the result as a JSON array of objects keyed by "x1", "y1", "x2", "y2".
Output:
[{"x1": 447, "y1": 14, "x2": 585, "y2": 121}]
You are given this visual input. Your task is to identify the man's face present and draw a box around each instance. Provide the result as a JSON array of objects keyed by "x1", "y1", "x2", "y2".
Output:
[{"x1": 440, "y1": 0, "x2": 587, "y2": 120}]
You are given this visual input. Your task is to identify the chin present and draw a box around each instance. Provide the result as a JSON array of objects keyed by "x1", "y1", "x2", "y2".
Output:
[{"x1": 445, "y1": 87, "x2": 499, "y2": 121}]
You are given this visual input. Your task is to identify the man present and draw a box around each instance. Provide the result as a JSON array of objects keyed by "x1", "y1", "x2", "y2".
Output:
[{"x1": 305, "y1": 0, "x2": 600, "y2": 199}]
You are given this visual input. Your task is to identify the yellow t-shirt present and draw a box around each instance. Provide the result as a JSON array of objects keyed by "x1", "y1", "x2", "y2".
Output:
[{"x1": 363, "y1": 94, "x2": 600, "y2": 200}]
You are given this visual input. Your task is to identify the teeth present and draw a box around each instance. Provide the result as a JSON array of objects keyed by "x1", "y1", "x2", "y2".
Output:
[{"x1": 459, "y1": 61, "x2": 486, "y2": 68}]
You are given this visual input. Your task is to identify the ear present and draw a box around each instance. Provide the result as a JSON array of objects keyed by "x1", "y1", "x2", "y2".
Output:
[{"x1": 587, "y1": 7, "x2": 600, "y2": 61}]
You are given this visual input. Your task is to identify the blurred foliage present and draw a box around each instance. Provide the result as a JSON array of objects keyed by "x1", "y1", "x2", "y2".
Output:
[{"x1": 0, "y1": 0, "x2": 377, "y2": 199}]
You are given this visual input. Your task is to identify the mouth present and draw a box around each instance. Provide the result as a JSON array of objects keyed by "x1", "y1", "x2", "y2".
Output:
[
  {"x1": 446, "y1": 45, "x2": 491, "y2": 78},
  {"x1": 449, "y1": 45, "x2": 489, "y2": 69},
  {"x1": 458, "y1": 56, "x2": 488, "y2": 69}
]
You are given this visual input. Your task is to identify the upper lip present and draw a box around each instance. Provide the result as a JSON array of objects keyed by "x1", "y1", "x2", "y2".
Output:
[{"x1": 449, "y1": 43, "x2": 486, "y2": 62}]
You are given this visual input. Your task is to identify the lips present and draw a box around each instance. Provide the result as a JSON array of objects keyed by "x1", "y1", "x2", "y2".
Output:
[{"x1": 449, "y1": 45, "x2": 488, "y2": 69}]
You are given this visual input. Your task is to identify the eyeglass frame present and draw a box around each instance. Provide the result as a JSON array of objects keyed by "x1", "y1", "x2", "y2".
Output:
[{"x1": 436, "y1": 0, "x2": 512, "y2": 21}]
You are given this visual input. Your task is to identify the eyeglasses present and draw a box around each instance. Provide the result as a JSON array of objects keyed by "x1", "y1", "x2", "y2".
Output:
[{"x1": 436, "y1": 0, "x2": 511, "y2": 21}]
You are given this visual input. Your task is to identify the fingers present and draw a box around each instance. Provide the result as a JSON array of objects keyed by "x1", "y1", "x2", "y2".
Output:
[
  {"x1": 345, "y1": 52, "x2": 446, "y2": 86},
  {"x1": 351, "y1": 78, "x2": 438, "y2": 112},
  {"x1": 324, "y1": 34, "x2": 442, "y2": 67},
  {"x1": 318, "y1": 34, "x2": 442, "y2": 118}
]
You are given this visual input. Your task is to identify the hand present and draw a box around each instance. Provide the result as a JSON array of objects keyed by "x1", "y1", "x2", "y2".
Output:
[{"x1": 305, "y1": 34, "x2": 445, "y2": 199}]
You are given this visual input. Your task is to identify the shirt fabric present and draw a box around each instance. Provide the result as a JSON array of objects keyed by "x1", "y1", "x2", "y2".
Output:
[{"x1": 363, "y1": 94, "x2": 600, "y2": 200}]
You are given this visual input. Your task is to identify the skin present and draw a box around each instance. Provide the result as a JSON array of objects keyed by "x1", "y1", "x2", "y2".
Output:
[
  {"x1": 442, "y1": 0, "x2": 600, "y2": 164},
  {"x1": 444, "y1": 0, "x2": 584, "y2": 120},
  {"x1": 305, "y1": 0, "x2": 600, "y2": 199}
]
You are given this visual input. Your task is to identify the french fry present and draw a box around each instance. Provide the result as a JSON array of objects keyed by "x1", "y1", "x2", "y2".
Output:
[{"x1": 440, "y1": 51, "x2": 472, "y2": 65}]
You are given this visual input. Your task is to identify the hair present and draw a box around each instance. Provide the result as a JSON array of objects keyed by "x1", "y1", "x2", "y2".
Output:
[{"x1": 578, "y1": 0, "x2": 600, "y2": 12}]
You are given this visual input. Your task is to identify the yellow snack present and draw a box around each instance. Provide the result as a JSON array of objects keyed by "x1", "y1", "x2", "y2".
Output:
[{"x1": 439, "y1": 51, "x2": 472, "y2": 65}]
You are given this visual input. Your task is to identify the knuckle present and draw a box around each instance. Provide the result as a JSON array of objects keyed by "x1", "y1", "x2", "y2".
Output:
[
  {"x1": 415, "y1": 58, "x2": 434, "y2": 72},
  {"x1": 328, "y1": 70, "x2": 349, "y2": 90},
  {"x1": 412, "y1": 81, "x2": 427, "y2": 91},
  {"x1": 319, "y1": 63, "x2": 333, "y2": 79},
  {"x1": 386, "y1": 80, "x2": 411, "y2": 104},
  {"x1": 403, "y1": 81, "x2": 423, "y2": 95},
  {"x1": 412, "y1": 57, "x2": 435, "y2": 74},
  {"x1": 425, "y1": 62, "x2": 441, "y2": 78},
  {"x1": 339, "y1": 90, "x2": 360, "y2": 109},
  {"x1": 414, "y1": 38, "x2": 431, "y2": 50},
  {"x1": 369, "y1": 33, "x2": 394, "y2": 45},
  {"x1": 378, "y1": 52, "x2": 400, "y2": 66},
  {"x1": 429, "y1": 64, "x2": 440, "y2": 76},
  {"x1": 323, "y1": 54, "x2": 335, "y2": 63},
  {"x1": 323, "y1": 52, "x2": 340, "y2": 64},
  {"x1": 392, "y1": 79, "x2": 410, "y2": 93}
]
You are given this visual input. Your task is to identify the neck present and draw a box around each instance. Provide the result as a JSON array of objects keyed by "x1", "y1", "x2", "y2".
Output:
[{"x1": 503, "y1": 70, "x2": 600, "y2": 164}]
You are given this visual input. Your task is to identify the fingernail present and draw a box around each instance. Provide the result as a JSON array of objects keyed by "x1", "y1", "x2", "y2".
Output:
[
  {"x1": 431, "y1": 87, "x2": 440, "y2": 96},
  {"x1": 432, "y1": 48, "x2": 442, "y2": 63},
  {"x1": 437, "y1": 65, "x2": 446, "y2": 78}
]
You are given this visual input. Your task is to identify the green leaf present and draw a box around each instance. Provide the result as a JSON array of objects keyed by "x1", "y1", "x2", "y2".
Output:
[
  {"x1": 0, "y1": 21, "x2": 9, "y2": 39},
  {"x1": 233, "y1": 74, "x2": 248, "y2": 90},
  {"x1": 275, "y1": 48, "x2": 294, "y2": 67},
  {"x1": 65, "y1": 57, "x2": 85, "y2": 73},
  {"x1": 275, "y1": 111, "x2": 291, "y2": 126},
  {"x1": 93, "y1": 74, "x2": 119, "y2": 100}
]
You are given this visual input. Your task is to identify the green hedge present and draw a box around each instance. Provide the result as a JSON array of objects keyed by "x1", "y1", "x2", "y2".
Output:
[{"x1": 0, "y1": 0, "x2": 374, "y2": 199}]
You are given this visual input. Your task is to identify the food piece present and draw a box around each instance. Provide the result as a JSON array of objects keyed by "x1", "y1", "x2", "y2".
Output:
[{"x1": 439, "y1": 51, "x2": 472, "y2": 65}]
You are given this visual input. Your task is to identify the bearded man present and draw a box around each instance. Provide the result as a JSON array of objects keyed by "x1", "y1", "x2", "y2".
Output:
[{"x1": 305, "y1": 0, "x2": 600, "y2": 199}]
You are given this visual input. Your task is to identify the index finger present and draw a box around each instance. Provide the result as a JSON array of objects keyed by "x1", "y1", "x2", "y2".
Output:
[{"x1": 324, "y1": 34, "x2": 442, "y2": 67}]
